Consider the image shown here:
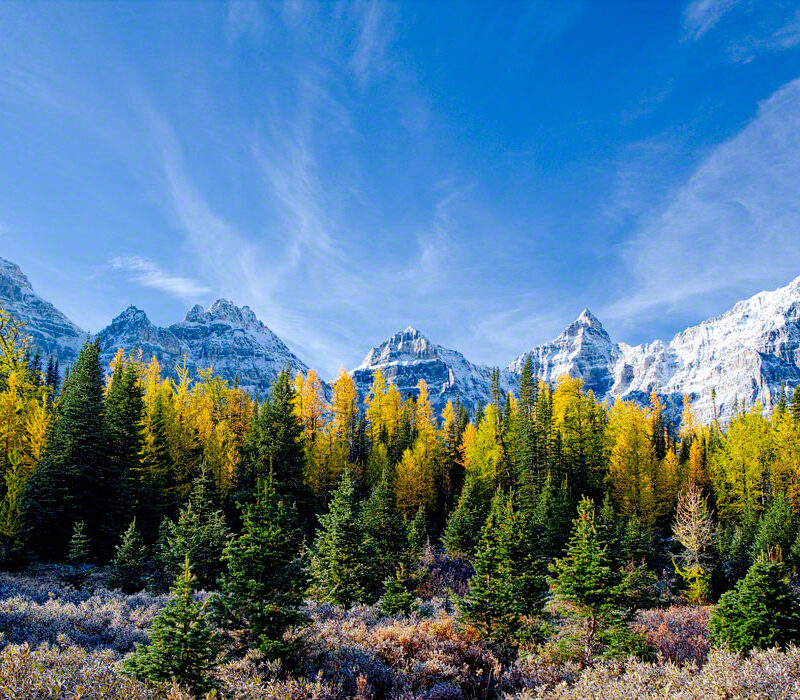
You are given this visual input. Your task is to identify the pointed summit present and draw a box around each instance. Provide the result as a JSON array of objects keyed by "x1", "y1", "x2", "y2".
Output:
[{"x1": 576, "y1": 308, "x2": 603, "y2": 328}]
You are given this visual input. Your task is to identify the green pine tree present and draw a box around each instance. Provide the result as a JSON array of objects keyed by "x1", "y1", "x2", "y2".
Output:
[
  {"x1": 790, "y1": 385, "x2": 800, "y2": 423},
  {"x1": 158, "y1": 470, "x2": 230, "y2": 590},
  {"x1": 213, "y1": 476, "x2": 309, "y2": 665},
  {"x1": 136, "y1": 390, "x2": 177, "y2": 543},
  {"x1": 63, "y1": 520, "x2": 91, "y2": 588},
  {"x1": 407, "y1": 505, "x2": 428, "y2": 560},
  {"x1": 361, "y1": 469, "x2": 408, "y2": 596},
  {"x1": 123, "y1": 557, "x2": 217, "y2": 695},
  {"x1": 311, "y1": 469, "x2": 370, "y2": 607},
  {"x1": 443, "y1": 475, "x2": 491, "y2": 559},
  {"x1": 237, "y1": 368, "x2": 309, "y2": 524},
  {"x1": 379, "y1": 563, "x2": 417, "y2": 617},
  {"x1": 459, "y1": 490, "x2": 547, "y2": 652},
  {"x1": 104, "y1": 358, "x2": 145, "y2": 544},
  {"x1": 550, "y1": 497, "x2": 621, "y2": 662},
  {"x1": 110, "y1": 519, "x2": 148, "y2": 594},
  {"x1": 531, "y1": 471, "x2": 573, "y2": 560},
  {"x1": 710, "y1": 551, "x2": 800, "y2": 652},
  {"x1": 23, "y1": 339, "x2": 110, "y2": 560},
  {"x1": 753, "y1": 492, "x2": 796, "y2": 560}
]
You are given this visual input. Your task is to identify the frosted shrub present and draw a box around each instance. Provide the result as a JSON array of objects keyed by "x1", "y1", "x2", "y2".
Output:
[
  {"x1": 632, "y1": 605, "x2": 711, "y2": 665},
  {"x1": 0, "y1": 573, "x2": 165, "y2": 653},
  {"x1": 0, "y1": 643, "x2": 160, "y2": 699},
  {"x1": 505, "y1": 646, "x2": 800, "y2": 699}
]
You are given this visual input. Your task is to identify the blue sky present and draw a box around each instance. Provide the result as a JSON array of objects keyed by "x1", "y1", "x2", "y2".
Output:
[{"x1": 2, "y1": 0, "x2": 800, "y2": 378}]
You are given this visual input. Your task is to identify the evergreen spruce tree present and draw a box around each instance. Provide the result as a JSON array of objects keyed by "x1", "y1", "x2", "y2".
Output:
[
  {"x1": 710, "y1": 552, "x2": 800, "y2": 652},
  {"x1": 550, "y1": 497, "x2": 621, "y2": 662},
  {"x1": 23, "y1": 339, "x2": 109, "y2": 559},
  {"x1": 213, "y1": 477, "x2": 309, "y2": 664},
  {"x1": 753, "y1": 492, "x2": 796, "y2": 560},
  {"x1": 136, "y1": 390, "x2": 177, "y2": 543},
  {"x1": 620, "y1": 515, "x2": 654, "y2": 567},
  {"x1": 311, "y1": 469, "x2": 370, "y2": 607},
  {"x1": 380, "y1": 563, "x2": 417, "y2": 617},
  {"x1": 531, "y1": 472, "x2": 573, "y2": 560},
  {"x1": 158, "y1": 470, "x2": 230, "y2": 590},
  {"x1": 596, "y1": 493, "x2": 623, "y2": 567},
  {"x1": 110, "y1": 519, "x2": 148, "y2": 594},
  {"x1": 68, "y1": 520, "x2": 90, "y2": 565},
  {"x1": 63, "y1": 520, "x2": 91, "y2": 588},
  {"x1": 123, "y1": 558, "x2": 217, "y2": 695},
  {"x1": 407, "y1": 505, "x2": 428, "y2": 560},
  {"x1": 104, "y1": 359, "x2": 145, "y2": 544},
  {"x1": 791, "y1": 385, "x2": 800, "y2": 423},
  {"x1": 443, "y1": 476, "x2": 491, "y2": 559},
  {"x1": 237, "y1": 368, "x2": 309, "y2": 524},
  {"x1": 459, "y1": 490, "x2": 546, "y2": 652},
  {"x1": 361, "y1": 469, "x2": 408, "y2": 595}
]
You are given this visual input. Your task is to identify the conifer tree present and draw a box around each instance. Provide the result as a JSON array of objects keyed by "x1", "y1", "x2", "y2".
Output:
[
  {"x1": 459, "y1": 491, "x2": 546, "y2": 651},
  {"x1": 550, "y1": 497, "x2": 621, "y2": 662},
  {"x1": 361, "y1": 469, "x2": 408, "y2": 594},
  {"x1": 104, "y1": 358, "x2": 145, "y2": 543},
  {"x1": 137, "y1": 389, "x2": 176, "y2": 543},
  {"x1": 213, "y1": 477, "x2": 308, "y2": 664},
  {"x1": 123, "y1": 558, "x2": 217, "y2": 695},
  {"x1": 407, "y1": 505, "x2": 428, "y2": 560},
  {"x1": 673, "y1": 483, "x2": 714, "y2": 604},
  {"x1": 311, "y1": 469, "x2": 370, "y2": 607},
  {"x1": 531, "y1": 472, "x2": 573, "y2": 560},
  {"x1": 64, "y1": 520, "x2": 91, "y2": 588},
  {"x1": 23, "y1": 339, "x2": 109, "y2": 559},
  {"x1": 710, "y1": 551, "x2": 800, "y2": 652},
  {"x1": 68, "y1": 520, "x2": 90, "y2": 566},
  {"x1": 443, "y1": 475, "x2": 491, "y2": 559},
  {"x1": 379, "y1": 563, "x2": 417, "y2": 617},
  {"x1": 752, "y1": 492, "x2": 796, "y2": 559},
  {"x1": 791, "y1": 385, "x2": 800, "y2": 423},
  {"x1": 0, "y1": 451, "x2": 26, "y2": 564},
  {"x1": 158, "y1": 470, "x2": 230, "y2": 590},
  {"x1": 238, "y1": 368, "x2": 309, "y2": 522},
  {"x1": 110, "y1": 519, "x2": 148, "y2": 594}
]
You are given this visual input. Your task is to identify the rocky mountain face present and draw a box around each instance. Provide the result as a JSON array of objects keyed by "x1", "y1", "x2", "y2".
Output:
[
  {"x1": 97, "y1": 300, "x2": 311, "y2": 396},
  {"x1": 0, "y1": 257, "x2": 85, "y2": 365},
  {"x1": 510, "y1": 276, "x2": 800, "y2": 423},
  {"x1": 4, "y1": 254, "x2": 800, "y2": 424},
  {"x1": 352, "y1": 326, "x2": 518, "y2": 414}
]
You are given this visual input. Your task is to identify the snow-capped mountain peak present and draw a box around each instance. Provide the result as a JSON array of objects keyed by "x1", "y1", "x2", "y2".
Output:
[{"x1": 0, "y1": 256, "x2": 85, "y2": 365}]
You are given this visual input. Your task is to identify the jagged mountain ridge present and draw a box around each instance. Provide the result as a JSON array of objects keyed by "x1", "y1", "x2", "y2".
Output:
[
  {"x1": 509, "y1": 275, "x2": 800, "y2": 422},
  {"x1": 96, "y1": 300, "x2": 311, "y2": 396},
  {"x1": 0, "y1": 257, "x2": 85, "y2": 365},
  {"x1": 352, "y1": 326, "x2": 518, "y2": 414},
  {"x1": 3, "y1": 254, "x2": 800, "y2": 423}
]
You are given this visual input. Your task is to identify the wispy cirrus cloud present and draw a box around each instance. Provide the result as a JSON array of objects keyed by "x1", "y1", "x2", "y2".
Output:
[
  {"x1": 682, "y1": 0, "x2": 740, "y2": 40},
  {"x1": 110, "y1": 255, "x2": 210, "y2": 299},
  {"x1": 603, "y1": 76, "x2": 800, "y2": 325}
]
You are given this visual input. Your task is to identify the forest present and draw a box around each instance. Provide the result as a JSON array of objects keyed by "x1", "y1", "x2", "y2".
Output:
[{"x1": 2, "y1": 304, "x2": 800, "y2": 699}]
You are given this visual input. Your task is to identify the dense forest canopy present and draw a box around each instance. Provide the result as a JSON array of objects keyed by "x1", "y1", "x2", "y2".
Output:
[{"x1": 4, "y1": 304, "x2": 800, "y2": 694}]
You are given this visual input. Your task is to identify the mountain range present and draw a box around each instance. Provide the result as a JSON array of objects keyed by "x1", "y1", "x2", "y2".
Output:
[{"x1": 2, "y1": 254, "x2": 799, "y2": 424}]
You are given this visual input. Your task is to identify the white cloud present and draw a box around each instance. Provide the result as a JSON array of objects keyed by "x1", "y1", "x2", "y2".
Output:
[
  {"x1": 347, "y1": 0, "x2": 396, "y2": 87},
  {"x1": 110, "y1": 255, "x2": 210, "y2": 299},
  {"x1": 682, "y1": 0, "x2": 740, "y2": 40},
  {"x1": 604, "y1": 77, "x2": 800, "y2": 324}
]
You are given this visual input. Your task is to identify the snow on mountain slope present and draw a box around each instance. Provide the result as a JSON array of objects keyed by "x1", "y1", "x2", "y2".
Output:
[
  {"x1": 0, "y1": 257, "x2": 85, "y2": 365},
  {"x1": 352, "y1": 326, "x2": 518, "y2": 413},
  {"x1": 511, "y1": 276, "x2": 800, "y2": 422},
  {"x1": 97, "y1": 299, "x2": 311, "y2": 396}
]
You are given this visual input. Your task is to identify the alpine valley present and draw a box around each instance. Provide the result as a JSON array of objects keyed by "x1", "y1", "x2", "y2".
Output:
[{"x1": 2, "y1": 255, "x2": 799, "y2": 423}]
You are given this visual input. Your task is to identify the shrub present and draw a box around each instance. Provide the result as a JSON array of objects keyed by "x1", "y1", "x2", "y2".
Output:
[{"x1": 632, "y1": 605, "x2": 711, "y2": 665}]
